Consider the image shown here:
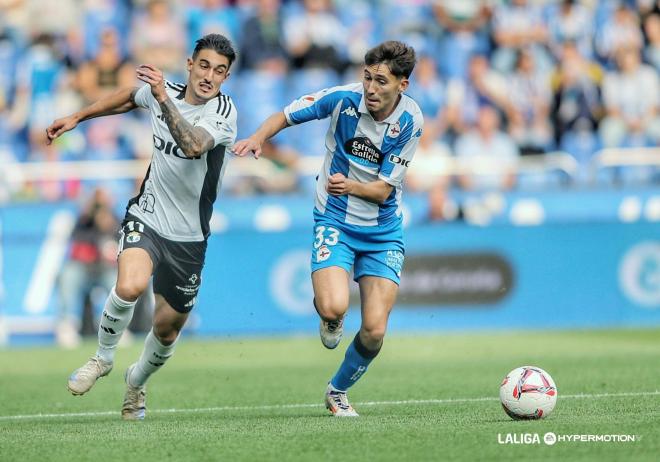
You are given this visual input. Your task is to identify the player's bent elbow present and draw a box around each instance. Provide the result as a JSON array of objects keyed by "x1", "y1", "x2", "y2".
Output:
[
  {"x1": 185, "y1": 144, "x2": 204, "y2": 158},
  {"x1": 376, "y1": 185, "x2": 394, "y2": 204}
]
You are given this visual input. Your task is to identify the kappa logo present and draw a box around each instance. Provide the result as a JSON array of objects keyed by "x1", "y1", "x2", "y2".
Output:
[{"x1": 341, "y1": 106, "x2": 358, "y2": 118}]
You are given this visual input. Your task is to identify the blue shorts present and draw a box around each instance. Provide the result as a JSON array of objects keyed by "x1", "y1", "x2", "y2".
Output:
[{"x1": 310, "y1": 210, "x2": 405, "y2": 284}]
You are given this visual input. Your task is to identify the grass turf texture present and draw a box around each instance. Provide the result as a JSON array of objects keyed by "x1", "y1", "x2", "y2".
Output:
[{"x1": 0, "y1": 329, "x2": 658, "y2": 461}]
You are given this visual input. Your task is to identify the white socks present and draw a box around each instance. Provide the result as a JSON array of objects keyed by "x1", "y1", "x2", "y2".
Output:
[
  {"x1": 96, "y1": 287, "x2": 136, "y2": 363},
  {"x1": 128, "y1": 329, "x2": 177, "y2": 387}
]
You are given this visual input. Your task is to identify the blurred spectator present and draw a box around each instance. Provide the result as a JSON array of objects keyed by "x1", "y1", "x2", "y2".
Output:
[
  {"x1": 227, "y1": 140, "x2": 301, "y2": 195},
  {"x1": 82, "y1": 0, "x2": 131, "y2": 62},
  {"x1": 10, "y1": 0, "x2": 80, "y2": 44},
  {"x1": 239, "y1": 0, "x2": 288, "y2": 73},
  {"x1": 379, "y1": 0, "x2": 438, "y2": 54},
  {"x1": 546, "y1": 0, "x2": 595, "y2": 60},
  {"x1": 596, "y1": 4, "x2": 644, "y2": 66},
  {"x1": 130, "y1": 0, "x2": 186, "y2": 80},
  {"x1": 455, "y1": 105, "x2": 519, "y2": 191},
  {"x1": 283, "y1": 0, "x2": 347, "y2": 73},
  {"x1": 56, "y1": 187, "x2": 120, "y2": 348},
  {"x1": 551, "y1": 41, "x2": 603, "y2": 164},
  {"x1": 405, "y1": 129, "x2": 456, "y2": 222},
  {"x1": 186, "y1": 0, "x2": 240, "y2": 51},
  {"x1": 491, "y1": 0, "x2": 552, "y2": 73},
  {"x1": 432, "y1": 0, "x2": 491, "y2": 79},
  {"x1": 600, "y1": 47, "x2": 660, "y2": 148},
  {"x1": 406, "y1": 129, "x2": 452, "y2": 194},
  {"x1": 446, "y1": 54, "x2": 509, "y2": 136},
  {"x1": 77, "y1": 27, "x2": 134, "y2": 105},
  {"x1": 10, "y1": 34, "x2": 64, "y2": 148},
  {"x1": 0, "y1": 31, "x2": 22, "y2": 156},
  {"x1": 407, "y1": 54, "x2": 448, "y2": 142},
  {"x1": 334, "y1": 0, "x2": 381, "y2": 69},
  {"x1": 643, "y1": 13, "x2": 660, "y2": 71},
  {"x1": 507, "y1": 49, "x2": 554, "y2": 154}
]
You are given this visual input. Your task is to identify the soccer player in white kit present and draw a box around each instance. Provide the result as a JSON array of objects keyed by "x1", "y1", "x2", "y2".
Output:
[
  {"x1": 46, "y1": 34, "x2": 237, "y2": 420},
  {"x1": 234, "y1": 41, "x2": 423, "y2": 416}
]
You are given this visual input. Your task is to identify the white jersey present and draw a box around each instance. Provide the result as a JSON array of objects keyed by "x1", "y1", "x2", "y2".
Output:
[{"x1": 128, "y1": 82, "x2": 237, "y2": 242}]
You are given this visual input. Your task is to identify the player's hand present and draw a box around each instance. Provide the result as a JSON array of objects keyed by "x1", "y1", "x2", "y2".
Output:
[
  {"x1": 232, "y1": 138, "x2": 262, "y2": 159},
  {"x1": 45, "y1": 115, "x2": 78, "y2": 145},
  {"x1": 136, "y1": 64, "x2": 168, "y2": 104},
  {"x1": 326, "y1": 173, "x2": 352, "y2": 196}
]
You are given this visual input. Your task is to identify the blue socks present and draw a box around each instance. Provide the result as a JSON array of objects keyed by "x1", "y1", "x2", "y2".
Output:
[{"x1": 330, "y1": 333, "x2": 381, "y2": 392}]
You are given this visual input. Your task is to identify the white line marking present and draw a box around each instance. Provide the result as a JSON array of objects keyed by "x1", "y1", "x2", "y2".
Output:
[{"x1": 1, "y1": 390, "x2": 658, "y2": 421}]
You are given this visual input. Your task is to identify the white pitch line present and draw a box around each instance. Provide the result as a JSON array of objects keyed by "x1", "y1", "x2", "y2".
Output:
[{"x1": 1, "y1": 390, "x2": 659, "y2": 422}]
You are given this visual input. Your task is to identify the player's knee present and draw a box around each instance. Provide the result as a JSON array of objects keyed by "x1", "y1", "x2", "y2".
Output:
[
  {"x1": 314, "y1": 296, "x2": 347, "y2": 321},
  {"x1": 114, "y1": 280, "x2": 147, "y2": 302},
  {"x1": 361, "y1": 324, "x2": 387, "y2": 345},
  {"x1": 152, "y1": 324, "x2": 179, "y2": 346}
]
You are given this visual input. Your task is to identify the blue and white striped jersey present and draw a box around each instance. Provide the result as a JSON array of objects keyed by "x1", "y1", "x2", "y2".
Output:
[{"x1": 284, "y1": 82, "x2": 423, "y2": 227}]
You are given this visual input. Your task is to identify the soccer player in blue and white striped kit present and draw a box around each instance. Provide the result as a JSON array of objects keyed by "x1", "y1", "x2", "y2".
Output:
[{"x1": 234, "y1": 41, "x2": 423, "y2": 416}]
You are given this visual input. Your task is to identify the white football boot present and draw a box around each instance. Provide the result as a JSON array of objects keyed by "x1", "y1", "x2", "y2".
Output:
[
  {"x1": 67, "y1": 356, "x2": 113, "y2": 395},
  {"x1": 319, "y1": 316, "x2": 344, "y2": 349},
  {"x1": 325, "y1": 384, "x2": 359, "y2": 417},
  {"x1": 122, "y1": 364, "x2": 146, "y2": 421}
]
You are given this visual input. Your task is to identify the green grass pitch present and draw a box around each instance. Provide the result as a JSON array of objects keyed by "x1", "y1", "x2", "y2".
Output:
[{"x1": 1, "y1": 329, "x2": 659, "y2": 461}]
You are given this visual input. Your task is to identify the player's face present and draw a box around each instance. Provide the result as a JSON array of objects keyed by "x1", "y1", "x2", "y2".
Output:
[
  {"x1": 362, "y1": 63, "x2": 408, "y2": 121},
  {"x1": 187, "y1": 49, "x2": 231, "y2": 103}
]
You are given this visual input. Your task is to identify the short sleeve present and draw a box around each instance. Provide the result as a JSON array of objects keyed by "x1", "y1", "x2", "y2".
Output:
[
  {"x1": 133, "y1": 84, "x2": 151, "y2": 109},
  {"x1": 378, "y1": 111, "x2": 424, "y2": 188},
  {"x1": 196, "y1": 95, "x2": 238, "y2": 147},
  {"x1": 283, "y1": 85, "x2": 359, "y2": 126}
]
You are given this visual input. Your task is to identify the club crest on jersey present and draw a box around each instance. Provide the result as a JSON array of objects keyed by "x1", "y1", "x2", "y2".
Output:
[
  {"x1": 317, "y1": 245, "x2": 331, "y2": 262},
  {"x1": 126, "y1": 231, "x2": 141, "y2": 243},
  {"x1": 387, "y1": 121, "x2": 401, "y2": 138},
  {"x1": 344, "y1": 137, "x2": 382, "y2": 166},
  {"x1": 189, "y1": 273, "x2": 199, "y2": 285}
]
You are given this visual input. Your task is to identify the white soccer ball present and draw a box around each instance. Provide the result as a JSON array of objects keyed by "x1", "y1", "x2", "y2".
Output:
[{"x1": 499, "y1": 366, "x2": 557, "y2": 420}]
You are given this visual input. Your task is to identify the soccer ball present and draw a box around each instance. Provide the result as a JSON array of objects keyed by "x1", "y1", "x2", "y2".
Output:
[{"x1": 499, "y1": 366, "x2": 557, "y2": 420}]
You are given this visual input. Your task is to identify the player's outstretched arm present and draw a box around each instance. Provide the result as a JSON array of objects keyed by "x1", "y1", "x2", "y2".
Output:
[
  {"x1": 326, "y1": 173, "x2": 394, "y2": 205},
  {"x1": 137, "y1": 64, "x2": 214, "y2": 158},
  {"x1": 233, "y1": 112, "x2": 289, "y2": 159},
  {"x1": 46, "y1": 87, "x2": 139, "y2": 145}
]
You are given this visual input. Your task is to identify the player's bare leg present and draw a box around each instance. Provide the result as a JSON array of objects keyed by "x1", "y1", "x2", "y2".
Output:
[
  {"x1": 325, "y1": 276, "x2": 398, "y2": 416},
  {"x1": 67, "y1": 249, "x2": 152, "y2": 396},
  {"x1": 122, "y1": 295, "x2": 188, "y2": 420},
  {"x1": 312, "y1": 267, "x2": 350, "y2": 349}
]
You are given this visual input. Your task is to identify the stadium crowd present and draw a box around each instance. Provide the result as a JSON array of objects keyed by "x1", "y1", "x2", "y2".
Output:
[{"x1": 1, "y1": 0, "x2": 659, "y2": 205}]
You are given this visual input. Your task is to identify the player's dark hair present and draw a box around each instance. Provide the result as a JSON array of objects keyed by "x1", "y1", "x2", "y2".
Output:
[
  {"x1": 192, "y1": 34, "x2": 237, "y2": 67},
  {"x1": 365, "y1": 41, "x2": 416, "y2": 79}
]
